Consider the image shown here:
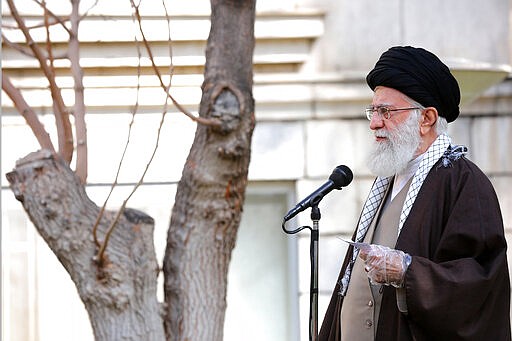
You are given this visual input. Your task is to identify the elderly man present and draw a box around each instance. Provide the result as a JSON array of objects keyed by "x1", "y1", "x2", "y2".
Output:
[{"x1": 319, "y1": 46, "x2": 511, "y2": 340}]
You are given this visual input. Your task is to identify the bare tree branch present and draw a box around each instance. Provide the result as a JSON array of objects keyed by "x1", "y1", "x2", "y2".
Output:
[
  {"x1": 161, "y1": 0, "x2": 175, "y2": 84},
  {"x1": 6, "y1": 0, "x2": 74, "y2": 164},
  {"x1": 2, "y1": 34, "x2": 68, "y2": 59},
  {"x1": 92, "y1": 9, "x2": 146, "y2": 252},
  {"x1": 2, "y1": 17, "x2": 70, "y2": 31},
  {"x1": 79, "y1": 0, "x2": 100, "y2": 19},
  {"x1": 2, "y1": 35, "x2": 36, "y2": 58},
  {"x1": 43, "y1": 1, "x2": 56, "y2": 70},
  {"x1": 2, "y1": 75, "x2": 56, "y2": 152},
  {"x1": 69, "y1": 0, "x2": 88, "y2": 183},
  {"x1": 32, "y1": 0, "x2": 73, "y2": 35},
  {"x1": 92, "y1": 4, "x2": 177, "y2": 262},
  {"x1": 95, "y1": 95, "x2": 170, "y2": 264},
  {"x1": 129, "y1": 0, "x2": 222, "y2": 128},
  {"x1": 91, "y1": 104, "x2": 137, "y2": 248}
]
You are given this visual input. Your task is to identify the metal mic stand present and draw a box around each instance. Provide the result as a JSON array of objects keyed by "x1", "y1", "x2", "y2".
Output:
[
  {"x1": 281, "y1": 203, "x2": 323, "y2": 341},
  {"x1": 283, "y1": 165, "x2": 353, "y2": 340},
  {"x1": 281, "y1": 202, "x2": 321, "y2": 341},
  {"x1": 309, "y1": 204, "x2": 321, "y2": 341}
]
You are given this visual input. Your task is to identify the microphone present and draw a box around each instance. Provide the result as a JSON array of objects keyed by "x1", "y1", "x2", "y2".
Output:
[{"x1": 283, "y1": 165, "x2": 353, "y2": 222}]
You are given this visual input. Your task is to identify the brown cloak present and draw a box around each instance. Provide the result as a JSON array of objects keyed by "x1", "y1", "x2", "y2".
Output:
[{"x1": 319, "y1": 157, "x2": 511, "y2": 341}]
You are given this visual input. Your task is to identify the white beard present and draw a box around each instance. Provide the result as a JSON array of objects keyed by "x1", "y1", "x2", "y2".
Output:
[{"x1": 366, "y1": 112, "x2": 422, "y2": 178}]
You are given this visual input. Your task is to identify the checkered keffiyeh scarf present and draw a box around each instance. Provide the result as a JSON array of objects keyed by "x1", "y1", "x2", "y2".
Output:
[{"x1": 339, "y1": 133, "x2": 455, "y2": 296}]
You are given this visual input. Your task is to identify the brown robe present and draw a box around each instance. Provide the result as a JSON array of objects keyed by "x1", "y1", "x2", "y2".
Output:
[{"x1": 319, "y1": 157, "x2": 511, "y2": 341}]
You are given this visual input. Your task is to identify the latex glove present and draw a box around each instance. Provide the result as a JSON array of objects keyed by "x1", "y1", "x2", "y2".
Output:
[{"x1": 358, "y1": 244, "x2": 412, "y2": 288}]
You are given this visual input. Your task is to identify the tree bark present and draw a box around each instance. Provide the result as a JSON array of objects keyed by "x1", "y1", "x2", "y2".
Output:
[
  {"x1": 6, "y1": 150, "x2": 165, "y2": 341},
  {"x1": 162, "y1": 0, "x2": 256, "y2": 340}
]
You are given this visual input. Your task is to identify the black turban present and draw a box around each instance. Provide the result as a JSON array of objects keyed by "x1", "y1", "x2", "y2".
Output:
[{"x1": 366, "y1": 46, "x2": 460, "y2": 123}]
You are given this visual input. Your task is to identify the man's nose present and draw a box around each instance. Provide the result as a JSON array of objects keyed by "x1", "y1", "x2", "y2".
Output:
[{"x1": 369, "y1": 113, "x2": 384, "y2": 130}]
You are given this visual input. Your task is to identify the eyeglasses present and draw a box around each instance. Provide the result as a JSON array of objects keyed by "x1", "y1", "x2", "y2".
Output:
[{"x1": 365, "y1": 106, "x2": 420, "y2": 120}]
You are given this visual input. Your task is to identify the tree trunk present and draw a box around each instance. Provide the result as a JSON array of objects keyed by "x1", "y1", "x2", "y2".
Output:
[
  {"x1": 6, "y1": 150, "x2": 165, "y2": 341},
  {"x1": 162, "y1": 0, "x2": 256, "y2": 340}
]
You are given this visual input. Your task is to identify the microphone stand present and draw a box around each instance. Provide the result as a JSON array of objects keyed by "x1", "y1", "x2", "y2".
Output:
[
  {"x1": 282, "y1": 204, "x2": 322, "y2": 341},
  {"x1": 310, "y1": 204, "x2": 320, "y2": 341},
  {"x1": 282, "y1": 165, "x2": 352, "y2": 340}
]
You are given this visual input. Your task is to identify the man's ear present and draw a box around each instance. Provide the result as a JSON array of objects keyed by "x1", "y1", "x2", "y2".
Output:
[{"x1": 420, "y1": 107, "x2": 438, "y2": 135}]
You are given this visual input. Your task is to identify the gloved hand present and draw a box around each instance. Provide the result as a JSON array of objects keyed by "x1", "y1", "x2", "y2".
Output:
[{"x1": 358, "y1": 244, "x2": 412, "y2": 288}]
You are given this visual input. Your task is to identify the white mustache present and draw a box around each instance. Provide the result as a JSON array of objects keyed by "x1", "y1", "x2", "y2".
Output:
[{"x1": 374, "y1": 130, "x2": 390, "y2": 138}]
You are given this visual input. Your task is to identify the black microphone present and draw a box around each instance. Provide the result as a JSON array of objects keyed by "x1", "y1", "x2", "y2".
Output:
[{"x1": 283, "y1": 165, "x2": 353, "y2": 222}]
